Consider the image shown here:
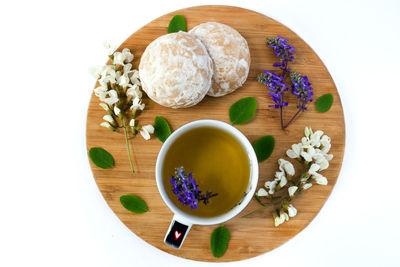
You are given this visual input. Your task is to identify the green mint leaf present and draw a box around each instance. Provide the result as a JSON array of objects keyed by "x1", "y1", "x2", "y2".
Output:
[
  {"x1": 154, "y1": 116, "x2": 172, "y2": 142},
  {"x1": 315, "y1": 93, "x2": 333, "y2": 112},
  {"x1": 210, "y1": 225, "x2": 230, "y2": 258},
  {"x1": 120, "y1": 195, "x2": 148, "y2": 214},
  {"x1": 252, "y1": 135, "x2": 275, "y2": 162},
  {"x1": 88, "y1": 147, "x2": 114, "y2": 169},
  {"x1": 229, "y1": 97, "x2": 257, "y2": 124},
  {"x1": 168, "y1": 15, "x2": 187, "y2": 33}
]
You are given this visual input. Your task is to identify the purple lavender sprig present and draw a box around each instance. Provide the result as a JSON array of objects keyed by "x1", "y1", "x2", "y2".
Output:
[
  {"x1": 169, "y1": 166, "x2": 217, "y2": 209},
  {"x1": 257, "y1": 70, "x2": 289, "y2": 109},
  {"x1": 257, "y1": 70, "x2": 289, "y2": 128},
  {"x1": 290, "y1": 72, "x2": 313, "y2": 111},
  {"x1": 267, "y1": 36, "x2": 295, "y2": 75},
  {"x1": 258, "y1": 35, "x2": 314, "y2": 130},
  {"x1": 279, "y1": 72, "x2": 313, "y2": 129}
]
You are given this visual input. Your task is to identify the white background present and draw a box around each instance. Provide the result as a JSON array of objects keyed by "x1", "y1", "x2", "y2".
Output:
[{"x1": 1, "y1": 0, "x2": 399, "y2": 266}]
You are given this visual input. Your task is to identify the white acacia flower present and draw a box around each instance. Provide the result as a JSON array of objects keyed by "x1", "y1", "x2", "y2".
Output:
[
  {"x1": 113, "y1": 106, "x2": 121, "y2": 117},
  {"x1": 274, "y1": 211, "x2": 289, "y2": 227},
  {"x1": 303, "y1": 183, "x2": 313, "y2": 190},
  {"x1": 288, "y1": 186, "x2": 298, "y2": 197},
  {"x1": 321, "y1": 135, "x2": 331, "y2": 146},
  {"x1": 94, "y1": 84, "x2": 107, "y2": 93},
  {"x1": 140, "y1": 124, "x2": 154, "y2": 140},
  {"x1": 103, "y1": 41, "x2": 115, "y2": 56},
  {"x1": 301, "y1": 151, "x2": 313, "y2": 162},
  {"x1": 96, "y1": 92, "x2": 107, "y2": 101},
  {"x1": 286, "y1": 143, "x2": 302, "y2": 158},
  {"x1": 257, "y1": 188, "x2": 268, "y2": 197},
  {"x1": 281, "y1": 211, "x2": 289, "y2": 222},
  {"x1": 123, "y1": 63, "x2": 133, "y2": 74},
  {"x1": 130, "y1": 97, "x2": 145, "y2": 111},
  {"x1": 113, "y1": 52, "x2": 126, "y2": 65},
  {"x1": 275, "y1": 171, "x2": 285, "y2": 180},
  {"x1": 113, "y1": 48, "x2": 134, "y2": 65},
  {"x1": 274, "y1": 215, "x2": 284, "y2": 227},
  {"x1": 312, "y1": 173, "x2": 328, "y2": 185},
  {"x1": 287, "y1": 204, "x2": 297, "y2": 217},
  {"x1": 321, "y1": 142, "x2": 332, "y2": 154},
  {"x1": 118, "y1": 73, "x2": 130, "y2": 87},
  {"x1": 308, "y1": 163, "x2": 320, "y2": 175},
  {"x1": 126, "y1": 84, "x2": 142, "y2": 99},
  {"x1": 279, "y1": 175, "x2": 287, "y2": 187},
  {"x1": 310, "y1": 130, "x2": 324, "y2": 147},
  {"x1": 89, "y1": 66, "x2": 102, "y2": 78},
  {"x1": 100, "y1": 122, "x2": 112, "y2": 129},
  {"x1": 122, "y1": 48, "x2": 134, "y2": 63},
  {"x1": 318, "y1": 159, "x2": 329, "y2": 171},
  {"x1": 94, "y1": 85, "x2": 108, "y2": 99},
  {"x1": 99, "y1": 103, "x2": 109, "y2": 111},
  {"x1": 301, "y1": 136, "x2": 309, "y2": 146},
  {"x1": 314, "y1": 154, "x2": 329, "y2": 171},
  {"x1": 265, "y1": 180, "x2": 277, "y2": 195},
  {"x1": 143, "y1": 125, "x2": 154, "y2": 134},
  {"x1": 269, "y1": 180, "x2": 278, "y2": 193},
  {"x1": 304, "y1": 126, "x2": 311, "y2": 138},
  {"x1": 307, "y1": 146, "x2": 316, "y2": 156},
  {"x1": 103, "y1": 90, "x2": 119, "y2": 105},
  {"x1": 129, "y1": 119, "x2": 135, "y2": 127},
  {"x1": 130, "y1": 69, "x2": 141, "y2": 85},
  {"x1": 99, "y1": 65, "x2": 117, "y2": 85},
  {"x1": 99, "y1": 76, "x2": 114, "y2": 86},
  {"x1": 278, "y1": 158, "x2": 295, "y2": 176},
  {"x1": 103, "y1": 115, "x2": 114, "y2": 123}
]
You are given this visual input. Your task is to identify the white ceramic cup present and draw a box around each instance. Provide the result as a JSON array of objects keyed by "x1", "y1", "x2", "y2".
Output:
[{"x1": 155, "y1": 119, "x2": 259, "y2": 249}]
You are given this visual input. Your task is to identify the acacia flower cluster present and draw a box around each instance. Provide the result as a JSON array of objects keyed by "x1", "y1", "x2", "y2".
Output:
[
  {"x1": 170, "y1": 167, "x2": 218, "y2": 209},
  {"x1": 92, "y1": 45, "x2": 154, "y2": 172},
  {"x1": 250, "y1": 127, "x2": 333, "y2": 227},
  {"x1": 257, "y1": 36, "x2": 314, "y2": 130}
]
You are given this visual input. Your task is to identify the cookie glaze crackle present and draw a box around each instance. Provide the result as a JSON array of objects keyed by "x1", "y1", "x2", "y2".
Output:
[
  {"x1": 190, "y1": 22, "x2": 250, "y2": 97},
  {"x1": 139, "y1": 31, "x2": 213, "y2": 108}
]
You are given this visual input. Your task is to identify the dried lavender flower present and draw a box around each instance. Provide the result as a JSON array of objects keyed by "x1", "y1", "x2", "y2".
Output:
[
  {"x1": 290, "y1": 72, "x2": 314, "y2": 111},
  {"x1": 258, "y1": 35, "x2": 314, "y2": 130},
  {"x1": 267, "y1": 35, "x2": 295, "y2": 74},
  {"x1": 170, "y1": 166, "x2": 217, "y2": 209},
  {"x1": 257, "y1": 70, "x2": 289, "y2": 109}
]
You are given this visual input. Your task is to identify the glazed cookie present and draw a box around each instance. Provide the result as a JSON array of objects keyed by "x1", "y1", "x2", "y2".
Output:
[
  {"x1": 189, "y1": 22, "x2": 251, "y2": 97},
  {"x1": 139, "y1": 31, "x2": 213, "y2": 108}
]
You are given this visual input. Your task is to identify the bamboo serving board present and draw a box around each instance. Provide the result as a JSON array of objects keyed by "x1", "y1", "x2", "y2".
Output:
[{"x1": 86, "y1": 5, "x2": 345, "y2": 262}]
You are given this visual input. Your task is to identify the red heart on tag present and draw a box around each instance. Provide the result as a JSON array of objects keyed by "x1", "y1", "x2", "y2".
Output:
[{"x1": 174, "y1": 230, "x2": 182, "y2": 240}]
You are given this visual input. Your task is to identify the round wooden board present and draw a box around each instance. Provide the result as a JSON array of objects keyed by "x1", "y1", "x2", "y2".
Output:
[{"x1": 86, "y1": 5, "x2": 345, "y2": 262}]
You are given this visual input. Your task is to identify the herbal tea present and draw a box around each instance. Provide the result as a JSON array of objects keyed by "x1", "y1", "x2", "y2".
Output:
[{"x1": 163, "y1": 127, "x2": 250, "y2": 218}]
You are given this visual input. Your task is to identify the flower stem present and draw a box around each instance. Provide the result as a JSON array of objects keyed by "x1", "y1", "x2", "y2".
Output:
[
  {"x1": 241, "y1": 195, "x2": 286, "y2": 218},
  {"x1": 279, "y1": 106, "x2": 284, "y2": 130},
  {"x1": 283, "y1": 108, "x2": 302, "y2": 129},
  {"x1": 122, "y1": 116, "x2": 134, "y2": 173}
]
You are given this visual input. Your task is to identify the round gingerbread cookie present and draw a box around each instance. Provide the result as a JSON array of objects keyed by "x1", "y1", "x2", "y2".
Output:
[
  {"x1": 139, "y1": 31, "x2": 213, "y2": 108},
  {"x1": 189, "y1": 22, "x2": 251, "y2": 97}
]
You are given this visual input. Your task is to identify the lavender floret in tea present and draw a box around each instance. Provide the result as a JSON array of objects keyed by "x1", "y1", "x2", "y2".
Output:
[{"x1": 170, "y1": 166, "x2": 218, "y2": 209}]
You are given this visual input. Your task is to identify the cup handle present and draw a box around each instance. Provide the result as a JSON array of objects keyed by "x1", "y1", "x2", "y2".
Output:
[{"x1": 164, "y1": 215, "x2": 192, "y2": 249}]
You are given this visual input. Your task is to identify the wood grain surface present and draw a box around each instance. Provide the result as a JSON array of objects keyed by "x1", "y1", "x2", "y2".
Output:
[{"x1": 86, "y1": 5, "x2": 345, "y2": 262}]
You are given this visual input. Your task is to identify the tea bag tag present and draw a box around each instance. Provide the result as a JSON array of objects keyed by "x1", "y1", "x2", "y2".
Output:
[{"x1": 164, "y1": 215, "x2": 192, "y2": 249}]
